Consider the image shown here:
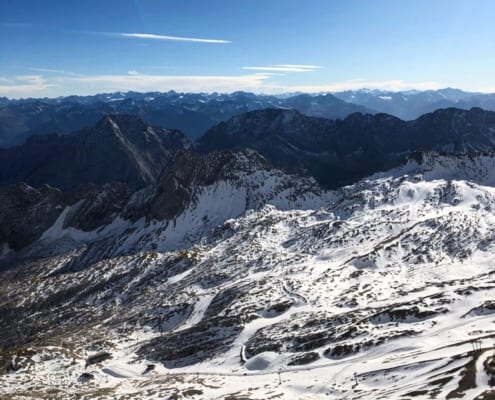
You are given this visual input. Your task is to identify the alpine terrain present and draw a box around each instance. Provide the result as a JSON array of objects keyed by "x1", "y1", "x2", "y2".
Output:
[
  {"x1": 2, "y1": 144, "x2": 495, "y2": 399},
  {"x1": 2, "y1": 0, "x2": 495, "y2": 398}
]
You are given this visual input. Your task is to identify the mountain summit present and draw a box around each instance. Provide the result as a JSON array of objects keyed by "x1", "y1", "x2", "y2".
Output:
[{"x1": 0, "y1": 114, "x2": 190, "y2": 190}]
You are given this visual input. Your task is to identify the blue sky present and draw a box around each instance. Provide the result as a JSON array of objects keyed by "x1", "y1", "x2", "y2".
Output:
[{"x1": 1, "y1": 0, "x2": 495, "y2": 98}]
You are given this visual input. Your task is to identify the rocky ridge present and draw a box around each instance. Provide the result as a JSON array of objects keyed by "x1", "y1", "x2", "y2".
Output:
[
  {"x1": 196, "y1": 107, "x2": 495, "y2": 188},
  {"x1": 0, "y1": 149, "x2": 329, "y2": 269}
]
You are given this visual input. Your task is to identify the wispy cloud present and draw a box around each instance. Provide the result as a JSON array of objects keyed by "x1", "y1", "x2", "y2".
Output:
[
  {"x1": 109, "y1": 32, "x2": 231, "y2": 44},
  {"x1": 1, "y1": 22, "x2": 35, "y2": 28},
  {"x1": 55, "y1": 73, "x2": 269, "y2": 94},
  {"x1": 0, "y1": 73, "x2": 465, "y2": 99},
  {"x1": 0, "y1": 73, "x2": 270, "y2": 98},
  {"x1": 277, "y1": 64, "x2": 324, "y2": 70},
  {"x1": 268, "y1": 79, "x2": 443, "y2": 92},
  {"x1": 475, "y1": 85, "x2": 495, "y2": 93},
  {"x1": 243, "y1": 64, "x2": 323, "y2": 72},
  {"x1": 29, "y1": 67, "x2": 84, "y2": 77},
  {"x1": 149, "y1": 66, "x2": 177, "y2": 70},
  {"x1": 0, "y1": 75, "x2": 55, "y2": 98}
]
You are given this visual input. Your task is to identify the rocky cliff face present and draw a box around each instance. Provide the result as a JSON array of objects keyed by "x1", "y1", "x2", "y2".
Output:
[
  {"x1": 0, "y1": 183, "x2": 65, "y2": 251},
  {"x1": 149, "y1": 151, "x2": 238, "y2": 221},
  {"x1": 0, "y1": 182, "x2": 132, "y2": 254},
  {"x1": 0, "y1": 114, "x2": 190, "y2": 190},
  {"x1": 0, "y1": 149, "x2": 328, "y2": 268}
]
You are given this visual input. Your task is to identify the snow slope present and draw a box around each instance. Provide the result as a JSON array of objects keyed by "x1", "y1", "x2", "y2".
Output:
[{"x1": 2, "y1": 152, "x2": 495, "y2": 399}]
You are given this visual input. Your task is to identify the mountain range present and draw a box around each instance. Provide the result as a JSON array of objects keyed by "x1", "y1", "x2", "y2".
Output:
[
  {"x1": 0, "y1": 91, "x2": 372, "y2": 147},
  {"x1": 4, "y1": 105, "x2": 495, "y2": 191},
  {"x1": 197, "y1": 106, "x2": 495, "y2": 188},
  {"x1": 3, "y1": 88, "x2": 495, "y2": 148},
  {"x1": 334, "y1": 88, "x2": 495, "y2": 120},
  {"x1": 3, "y1": 92, "x2": 495, "y2": 398}
]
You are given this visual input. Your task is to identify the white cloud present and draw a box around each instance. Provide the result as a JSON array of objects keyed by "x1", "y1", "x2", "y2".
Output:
[
  {"x1": 52, "y1": 73, "x2": 271, "y2": 95},
  {"x1": 49, "y1": 75, "x2": 445, "y2": 96},
  {"x1": 16, "y1": 75, "x2": 45, "y2": 84},
  {"x1": 475, "y1": 85, "x2": 495, "y2": 93},
  {"x1": 1, "y1": 22, "x2": 34, "y2": 28},
  {"x1": 0, "y1": 75, "x2": 55, "y2": 98},
  {"x1": 112, "y1": 32, "x2": 231, "y2": 44},
  {"x1": 0, "y1": 73, "x2": 462, "y2": 99},
  {"x1": 265, "y1": 79, "x2": 443, "y2": 93},
  {"x1": 276, "y1": 64, "x2": 324, "y2": 70},
  {"x1": 29, "y1": 67, "x2": 83, "y2": 77},
  {"x1": 243, "y1": 64, "x2": 323, "y2": 72}
]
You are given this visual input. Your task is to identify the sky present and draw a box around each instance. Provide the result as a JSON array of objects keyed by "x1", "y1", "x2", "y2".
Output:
[{"x1": 1, "y1": 0, "x2": 495, "y2": 98}]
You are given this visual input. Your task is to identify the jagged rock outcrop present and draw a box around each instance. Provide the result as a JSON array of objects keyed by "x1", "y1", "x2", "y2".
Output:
[
  {"x1": 0, "y1": 183, "x2": 64, "y2": 251},
  {"x1": 0, "y1": 181, "x2": 132, "y2": 254},
  {"x1": 0, "y1": 149, "x2": 328, "y2": 265},
  {"x1": 149, "y1": 151, "x2": 237, "y2": 220}
]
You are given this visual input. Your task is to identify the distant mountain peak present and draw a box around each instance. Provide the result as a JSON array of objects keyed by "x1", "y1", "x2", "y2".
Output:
[
  {"x1": 197, "y1": 106, "x2": 495, "y2": 188},
  {"x1": 0, "y1": 117, "x2": 190, "y2": 190},
  {"x1": 94, "y1": 113, "x2": 147, "y2": 130},
  {"x1": 0, "y1": 90, "x2": 377, "y2": 146}
]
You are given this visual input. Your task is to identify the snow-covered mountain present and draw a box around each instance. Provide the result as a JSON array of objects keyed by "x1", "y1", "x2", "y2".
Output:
[
  {"x1": 4, "y1": 88, "x2": 495, "y2": 148},
  {"x1": 2, "y1": 151, "x2": 495, "y2": 399},
  {"x1": 0, "y1": 91, "x2": 372, "y2": 147},
  {"x1": 0, "y1": 150, "x2": 329, "y2": 266},
  {"x1": 334, "y1": 88, "x2": 495, "y2": 120}
]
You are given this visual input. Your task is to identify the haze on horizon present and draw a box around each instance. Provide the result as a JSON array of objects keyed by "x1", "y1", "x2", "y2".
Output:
[{"x1": 1, "y1": 0, "x2": 494, "y2": 98}]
